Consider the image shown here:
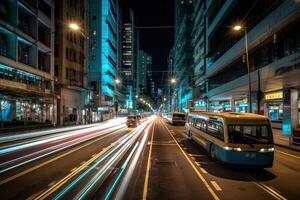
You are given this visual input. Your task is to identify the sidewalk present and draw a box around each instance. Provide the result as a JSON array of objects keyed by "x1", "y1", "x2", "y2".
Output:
[{"x1": 273, "y1": 129, "x2": 300, "y2": 151}]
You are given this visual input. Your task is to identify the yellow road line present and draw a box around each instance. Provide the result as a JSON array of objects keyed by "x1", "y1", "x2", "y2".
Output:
[
  {"x1": 142, "y1": 120, "x2": 156, "y2": 200},
  {"x1": 200, "y1": 167, "x2": 208, "y2": 174},
  {"x1": 0, "y1": 128, "x2": 125, "y2": 186},
  {"x1": 211, "y1": 181, "x2": 222, "y2": 191},
  {"x1": 161, "y1": 121, "x2": 220, "y2": 200},
  {"x1": 275, "y1": 149, "x2": 300, "y2": 160}
]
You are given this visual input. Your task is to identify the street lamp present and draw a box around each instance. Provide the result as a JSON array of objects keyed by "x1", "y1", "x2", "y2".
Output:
[
  {"x1": 170, "y1": 78, "x2": 176, "y2": 84},
  {"x1": 232, "y1": 24, "x2": 252, "y2": 113},
  {"x1": 115, "y1": 78, "x2": 121, "y2": 84},
  {"x1": 69, "y1": 23, "x2": 80, "y2": 31}
]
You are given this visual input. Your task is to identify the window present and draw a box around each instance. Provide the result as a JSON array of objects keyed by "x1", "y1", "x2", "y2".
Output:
[
  {"x1": 92, "y1": 15, "x2": 96, "y2": 20},
  {"x1": 207, "y1": 120, "x2": 224, "y2": 141},
  {"x1": 228, "y1": 125, "x2": 273, "y2": 144}
]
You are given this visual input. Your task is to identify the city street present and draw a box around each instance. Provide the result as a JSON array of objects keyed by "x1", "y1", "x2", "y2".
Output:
[{"x1": 0, "y1": 116, "x2": 299, "y2": 199}]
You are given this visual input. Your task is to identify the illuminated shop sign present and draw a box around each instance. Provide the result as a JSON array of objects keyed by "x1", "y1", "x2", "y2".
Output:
[{"x1": 265, "y1": 91, "x2": 283, "y2": 100}]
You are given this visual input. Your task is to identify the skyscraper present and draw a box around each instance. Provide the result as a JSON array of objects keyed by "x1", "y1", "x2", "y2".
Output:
[
  {"x1": 89, "y1": 0, "x2": 120, "y2": 121},
  {"x1": 122, "y1": 10, "x2": 136, "y2": 112},
  {"x1": 173, "y1": 0, "x2": 194, "y2": 112},
  {"x1": 137, "y1": 50, "x2": 152, "y2": 96}
]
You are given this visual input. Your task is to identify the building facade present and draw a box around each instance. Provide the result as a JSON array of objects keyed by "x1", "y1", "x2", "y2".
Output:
[
  {"x1": 136, "y1": 50, "x2": 151, "y2": 96},
  {"x1": 89, "y1": 0, "x2": 120, "y2": 122},
  {"x1": 0, "y1": 0, "x2": 56, "y2": 129},
  {"x1": 173, "y1": 0, "x2": 194, "y2": 112},
  {"x1": 122, "y1": 19, "x2": 135, "y2": 112},
  {"x1": 54, "y1": 0, "x2": 89, "y2": 126},
  {"x1": 194, "y1": 0, "x2": 300, "y2": 143}
]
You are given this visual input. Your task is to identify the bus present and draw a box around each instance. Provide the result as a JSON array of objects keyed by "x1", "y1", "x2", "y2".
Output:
[
  {"x1": 186, "y1": 112, "x2": 274, "y2": 167},
  {"x1": 167, "y1": 112, "x2": 186, "y2": 125}
]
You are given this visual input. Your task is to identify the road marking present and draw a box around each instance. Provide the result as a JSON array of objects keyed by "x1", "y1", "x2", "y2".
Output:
[
  {"x1": 195, "y1": 162, "x2": 200, "y2": 166},
  {"x1": 211, "y1": 181, "x2": 222, "y2": 191},
  {"x1": 200, "y1": 167, "x2": 207, "y2": 174},
  {"x1": 249, "y1": 176, "x2": 287, "y2": 200},
  {"x1": 142, "y1": 121, "x2": 155, "y2": 200},
  {"x1": 70, "y1": 167, "x2": 77, "y2": 172},
  {"x1": 161, "y1": 121, "x2": 220, "y2": 200},
  {"x1": 48, "y1": 181, "x2": 56, "y2": 187},
  {"x1": 0, "y1": 128, "x2": 125, "y2": 186},
  {"x1": 34, "y1": 145, "x2": 113, "y2": 200},
  {"x1": 275, "y1": 149, "x2": 300, "y2": 160}
]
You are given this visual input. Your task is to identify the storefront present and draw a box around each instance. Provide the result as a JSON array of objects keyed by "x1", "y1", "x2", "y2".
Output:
[
  {"x1": 234, "y1": 98, "x2": 248, "y2": 113},
  {"x1": 264, "y1": 90, "x2": 283, "y2": 128},
  {"x1": 209, "y1": 100, "x2": 232, "y2": 112},
  {"x1": 193, "y1": 100, "x2": 207, "y2": 111}
]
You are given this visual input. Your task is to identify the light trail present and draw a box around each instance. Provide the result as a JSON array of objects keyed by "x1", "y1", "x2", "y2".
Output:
[
  {"x1": 115, "y1": 117, "x2": 156, "y2": 200},
  {"x1": 0, "y1": 118, "x2": 126, "y2": 144},
  {"x1": 0, "y1": 118, "x2": 126, "y2": 155},
  {"x1": 0, "y1": 124, "x2": 126, "y2": 174},
  {"x1": 51, "y1": 117, "x2": 154, "y2": 200}
]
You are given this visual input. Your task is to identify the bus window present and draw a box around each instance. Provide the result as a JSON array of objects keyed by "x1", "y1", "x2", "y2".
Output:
[
  {"x1": 207, "y1": 120, "x2": 224, "y2": 141},
  {"x1": 228, "y1": 125, "x2": 273, "y2": 144}
]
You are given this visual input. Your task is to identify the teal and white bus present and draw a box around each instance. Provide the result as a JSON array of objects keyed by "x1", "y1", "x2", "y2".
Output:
[{"x1": 186, "y1": 112, "x2": 274, "y2": 167}]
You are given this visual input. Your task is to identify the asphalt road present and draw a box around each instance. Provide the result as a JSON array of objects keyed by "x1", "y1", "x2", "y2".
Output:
[
  {"x1": 1, "y1": 116, "x2": 300, "y2": 200},
  {"x1": 124, "y1": 117, "x2": 300, "y2": 200},
  {"x1": 0, "y1": 122, "x2": 129, "y2": 199}
]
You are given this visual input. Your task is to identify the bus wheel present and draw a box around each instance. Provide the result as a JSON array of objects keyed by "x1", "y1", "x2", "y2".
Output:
[{"x1": 210, "y1": 144, "x2": 216, "y2": 159}]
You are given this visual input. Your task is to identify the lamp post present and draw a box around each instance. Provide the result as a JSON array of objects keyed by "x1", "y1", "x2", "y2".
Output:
[
  {"x1": 233, "y1": 25, "x2": 252, "y2": 113},
  {"x1": 114, "y1": 78, "x2": 120, "y2": 118},
  {"x1": 170, "y1": 78, "x2": 177, "y2": 112},
  {"x1": 68, "y1": 22, "x2": 92, "y2": 123}
]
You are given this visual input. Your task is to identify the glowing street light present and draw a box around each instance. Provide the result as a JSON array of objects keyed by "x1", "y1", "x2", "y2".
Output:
[
  {"x1": 115, "y1": 78, "x2": 120, "y2": 84},
  {"x1": 163, "y1": 97, "x2": 167, "y2": 101},
  {"x1": 69, "y1": 23, "x2": 80, "y2": 31},
  {"x1": 170, "y1": 78, "x2": 176, "y2": 84},
  {"x1": 233, "y1": 25, "x2": 242, "y2": 31}
]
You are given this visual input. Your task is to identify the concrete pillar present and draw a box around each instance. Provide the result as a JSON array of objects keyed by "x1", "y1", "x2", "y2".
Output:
[
  {"x1": 291, "y1": 89, "x2": 298, "y2": 131},
  {"x1": 282, "y1": 89, "x2": 292, "y2": 136}
]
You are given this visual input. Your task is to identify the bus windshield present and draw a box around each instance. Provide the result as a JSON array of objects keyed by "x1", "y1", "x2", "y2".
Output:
[
  {"x1": 173, "y1": 113, "x2": 185, "y2": 120},
  {"x1": 228, "y1": 125, "x2": 273, "y2": 144}
]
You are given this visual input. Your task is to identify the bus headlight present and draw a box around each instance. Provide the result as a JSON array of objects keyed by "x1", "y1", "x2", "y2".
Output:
[
  {"x1": 259, "y1": 148, "x2": 274, "y2": 152},
  {"x1": 224, "y1": 146, "x2": 242, "y2": 151}
]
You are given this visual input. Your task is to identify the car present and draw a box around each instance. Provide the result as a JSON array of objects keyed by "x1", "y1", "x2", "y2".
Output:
[{"x1": 126, "y1": 115, "x2": 139, "y2": 127}]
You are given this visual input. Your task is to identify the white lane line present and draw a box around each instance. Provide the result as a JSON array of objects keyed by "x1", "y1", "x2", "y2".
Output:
[
  {"x1": 275, "y1": 149, "x2": 300, "y2": 160},
  {"x1": 249, "y1": 176, "x2": 287, "y2": 200},
  {"x1": 210, "y1": 181, "x2": 222, "y2": 191},
  {"x1": 142, "y1": 121, "x2": 155, "y2": 200},
  {"x1": 161, "y1": 121, "x2": 220, "y2": 200}
]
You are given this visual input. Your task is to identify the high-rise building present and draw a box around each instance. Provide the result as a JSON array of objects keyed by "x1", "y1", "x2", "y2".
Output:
[
  {"x1": 137, "y1": 50, "x2": 152, "y2": 96},
  {"x1": 54, "y1": 0, "x2": 89, "y2": 126},
  {"x1": 122, "y1": 10, "x2": 136, "y2": 111},
  {"x1": 195, "y1": 0, "x2": 300, "y2": 142},
  {"x1": 173, "y1": 0, "x2": 194, "y2": 112},
  {"x1": 0, "y1": 0, "x2": 56, "y2": 128},
  {"x1": 89, "y1": 0, "x2": 120, "y2": 121},
  {"x1": 167, "y1": 49, "x2": 175, "y2": 112}
]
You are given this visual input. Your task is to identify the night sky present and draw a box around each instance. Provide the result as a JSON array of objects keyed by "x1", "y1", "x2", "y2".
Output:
[{"x1": 120, "y1": 0, "x2": 174, "y2": 88}]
